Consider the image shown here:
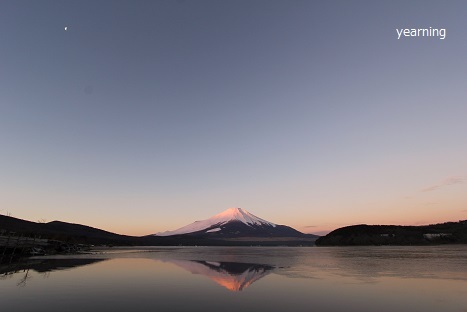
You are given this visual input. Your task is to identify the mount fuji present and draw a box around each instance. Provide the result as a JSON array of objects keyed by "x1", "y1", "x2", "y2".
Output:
[{"x1": 155, "y1": 207, "x2": 315, "y2": 239}]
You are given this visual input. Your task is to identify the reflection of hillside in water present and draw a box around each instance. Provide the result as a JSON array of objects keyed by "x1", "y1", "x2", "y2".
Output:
[
  {"x1": 1, "y1": 258, "x2": 107, "y2": 275},
  {"x1": 168, "y1": 259, "x2": 274, "y2": 291},
  {"x1": 0, "y1": 258, "x2": 107, "y2": 287}
]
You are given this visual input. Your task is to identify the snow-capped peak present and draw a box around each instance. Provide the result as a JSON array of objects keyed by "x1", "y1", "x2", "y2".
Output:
[
  {"x1": 214, "y1": 207, "x2": 276, "y2": 227},
  {"x1": 155, "y1": 207, "x2": 276, "y2": 236}
]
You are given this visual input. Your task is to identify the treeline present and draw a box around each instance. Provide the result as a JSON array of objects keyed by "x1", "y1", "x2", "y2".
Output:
[{"x1": 315, "y1": 220, "x2": 467, "y2": 246}]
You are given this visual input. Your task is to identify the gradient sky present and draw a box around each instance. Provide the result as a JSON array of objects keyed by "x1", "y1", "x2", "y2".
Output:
[{"x1": 1, "y1": 0, "x2": 466, "y2": 236}]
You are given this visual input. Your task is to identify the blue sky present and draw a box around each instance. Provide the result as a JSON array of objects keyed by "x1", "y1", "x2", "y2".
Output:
[{"x1": 1, "y1": 0, "x2": 466, "y2": 235}]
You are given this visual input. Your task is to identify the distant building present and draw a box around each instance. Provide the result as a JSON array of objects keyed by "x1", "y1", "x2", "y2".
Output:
[{"x1": 423, "y1": 233, "x2": 451, "y2": 240}]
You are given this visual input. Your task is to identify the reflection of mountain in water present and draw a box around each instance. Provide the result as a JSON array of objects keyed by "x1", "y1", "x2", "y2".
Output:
[{"x1": 169, "y1": 260, "x2": 274, "y2": 291}]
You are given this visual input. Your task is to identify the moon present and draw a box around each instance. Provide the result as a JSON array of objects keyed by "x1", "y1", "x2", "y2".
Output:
[{"x1": 64, "y1": 26, "x2": 68, "y2": 31}]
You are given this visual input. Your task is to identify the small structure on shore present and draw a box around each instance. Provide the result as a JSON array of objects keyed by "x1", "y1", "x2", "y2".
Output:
[{"x1": 0, "y1": 230, "x2": 90, "y2": 264}]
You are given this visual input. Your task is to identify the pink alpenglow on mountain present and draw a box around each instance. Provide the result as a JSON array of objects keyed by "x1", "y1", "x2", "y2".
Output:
[
  {"x1": 156, "y1": 208, "x2": 275, "y2": 236},
  {"x1": 155, "y1": 207, "x2": 312, "y2": 238}
]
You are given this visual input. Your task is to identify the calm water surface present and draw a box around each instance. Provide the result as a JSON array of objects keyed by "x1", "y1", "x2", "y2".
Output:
[{"x1": 1, "y1": 246, "x2": 466, "y2": 312}]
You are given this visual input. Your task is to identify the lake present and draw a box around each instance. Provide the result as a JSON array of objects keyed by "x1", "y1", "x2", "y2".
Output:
[{"x1": 1, "y1": 246, "x2": 466, "y2": 312}]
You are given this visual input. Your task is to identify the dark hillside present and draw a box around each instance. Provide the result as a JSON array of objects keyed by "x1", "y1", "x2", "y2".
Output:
[{"x1": 315, "y1": 220, "x2": 467, "y2": 246}]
